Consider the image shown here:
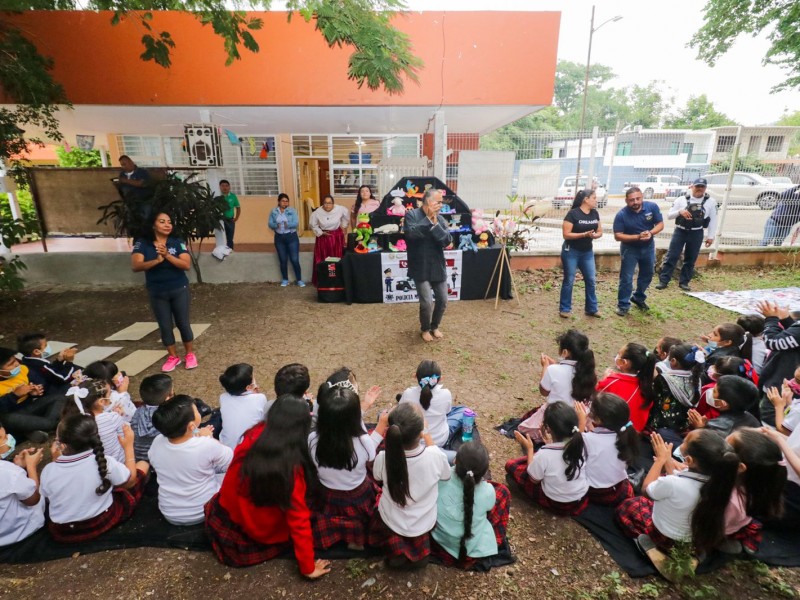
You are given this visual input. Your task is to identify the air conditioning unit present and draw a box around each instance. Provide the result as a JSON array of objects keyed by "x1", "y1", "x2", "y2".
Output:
[{"x1": 183, "y1": 124, "x2": 223, "y2": 167}]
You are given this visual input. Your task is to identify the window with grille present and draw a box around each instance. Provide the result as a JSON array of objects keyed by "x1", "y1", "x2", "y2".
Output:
[
  {"x1": 219, "y1": 135, "x2": 280, "y2": 196},
  {"x1": 765, "y1": 136, "x2": 784, "y2": 152},
  {"x1": 616, "y1": 141, "x2": 632, "y2": 156},
  {"x1": 115, "y1": 135, "x2": 165, "y2": 167},
  {"x1": 716, "y1": 135, "x2": 736, "y2": 153}
]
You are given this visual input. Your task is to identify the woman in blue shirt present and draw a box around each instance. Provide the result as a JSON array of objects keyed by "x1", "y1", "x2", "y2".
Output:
[
  {"x1": 131, "y1": 212, "x2": 196, "y2": 372},
  {"x1": 268, "y1": 193, "x2": 304, "y2": 287}
]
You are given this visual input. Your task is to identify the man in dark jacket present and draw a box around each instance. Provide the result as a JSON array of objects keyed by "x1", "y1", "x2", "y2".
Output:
[
  {"x1": 755, "y1": 300, "x2": 800, "y2": 426},
  {"x1": 404, "y1": 188, "x2": 452, "y2": 342},
  {"x1": 761, "y1": 185, "x2": 800, "y2": 246}
]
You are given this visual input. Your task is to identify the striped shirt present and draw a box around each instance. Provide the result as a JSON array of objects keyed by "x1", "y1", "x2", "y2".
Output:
[{"x1": 95, "y1": 411, "x2": 126, "y2": 463}]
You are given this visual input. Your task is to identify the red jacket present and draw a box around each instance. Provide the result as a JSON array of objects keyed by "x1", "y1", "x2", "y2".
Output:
[
  {"x1": 596, "y1": 372, "x2": 650, "y2": 432},
  {"x1": 218, "y1": 423, "x2": 315, "y2": 575}
]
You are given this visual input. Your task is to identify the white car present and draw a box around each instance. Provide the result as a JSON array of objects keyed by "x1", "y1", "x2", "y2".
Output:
[
  {"x1": 704, "y1": 172, "x2": 794, "y2": 210},
  {"x1": 552, "y1": 177, "x2": 607, "y2": 209}
]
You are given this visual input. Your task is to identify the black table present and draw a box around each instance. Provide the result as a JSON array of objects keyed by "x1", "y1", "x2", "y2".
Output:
[{"x1": 341, "y1": 246, "x2": 512, "y2": 304}]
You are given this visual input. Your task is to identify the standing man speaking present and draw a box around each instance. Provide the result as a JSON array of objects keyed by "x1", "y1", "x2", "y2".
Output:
[
  {"x1": 613, "y1": 187, "x2": 664, "y2": 316},
  {"x1": 405, "y1": 188, "x2": 452, "y2": 342},
  {"x1": 656, "y1": 178, "x2": 716, "y2": 292}
]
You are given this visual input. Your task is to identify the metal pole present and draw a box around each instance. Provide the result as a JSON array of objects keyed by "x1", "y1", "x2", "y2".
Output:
[
  {"x1": 574, "y1": 5, "x2": 595, "y2": 187},
  {"x1": 606, "y1": 120, "x2": 621, "y2": 191},
  {"x1": 710, "y1": 125, "x2": 742, "y2": 260},
  {"x1": 587, "y1": 126, "x2": 599, "y2": 185}
]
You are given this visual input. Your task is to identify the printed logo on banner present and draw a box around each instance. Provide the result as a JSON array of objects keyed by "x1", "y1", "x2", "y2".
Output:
[{"x1": 380, "y1": 251, "x2": 463, "y2": 304}]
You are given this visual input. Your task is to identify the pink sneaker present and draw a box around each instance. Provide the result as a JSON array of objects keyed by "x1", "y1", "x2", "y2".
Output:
[
  {"x1": 161, "y1": 355, "x2": 182, "y2": 372},
  {"x1": 184, "y1": 353, "x2": 199, "y2": 370}
]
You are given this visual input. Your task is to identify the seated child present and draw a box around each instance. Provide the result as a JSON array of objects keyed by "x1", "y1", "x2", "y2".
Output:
[
  {"x1": 0, "y1": 347, "x2": 61, "y2": 441},
  {"x1": 507, "y1": 402, "x2": 588, "y2": 517},
  {"x1": 64, "y1": 379, "x2": 127, "y2": 464},
  {"x1": 40, "y1": 414, "x2": 149, "y2": 542},
  {"x1": 219, "y1": 363, "x2": 270, "y2": 449},
  {"x1": 615, "y1": 430, "x2": 740, "y2": 581},
  {"x1": 687, "y1": 375, "x2": 760, "y2": 437},
  {"x1": 580, "y1": 393, "x2": 638, "y2": 506},
  {"x1": 765, "y1": 366, "x2": 800, "y2": 435},
  {"x1": 701, "y1": 323, "x2": 753, "y2": 383},
  {"x1": 697, "y1": 356, "x2": 758, "y2": 420},
  {"x1": 0, "y1": 422, "x2": 45, "y2": 547},
  {"x1": 518, "y1": 329, "x2": 596, "y2": 441},
  {"x1": 737, "y1": 314, "x2": 767, "y2": 376},
  {"x1": 275, "y1": 363, "x2": 311, "y2": 400},
  {"x1": 369, "y1": 403, "x2": 451, "y2": 568},
  {"x1": 308, "y1": 382, "x2": 388, "y2": 549},
  {"x1": 762, "y1": 427, "x2": 800, "y2": 530},
  {"x1": 431, "y1": 441, "x2": 511, "y2": 568},
  {"x1": 649, "y1": 343, "x2": 704, "y2": 443},
  {"x1": 148, "y1": 395, "x2": 233, "y2": 525},
  {"x1": 131, "y1": 374, "x2": 173, "y2": 462},
  {"x1": 596, "y1": 343, "x2": 656, "y2": 432},
  {"x1": 84, "y1": 360, "x2": 136, "y2": 423},
  {"x1": 653, "y1": 336, "x2": 683, "y2": 373},
  {"x1": 18, "y1": 332, "x2": 78, "y2": 395}
]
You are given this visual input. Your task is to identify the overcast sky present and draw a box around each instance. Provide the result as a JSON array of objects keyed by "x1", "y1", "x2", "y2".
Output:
[{"x1": 298, "y1": 0, "x2": 797, "y2": 126}]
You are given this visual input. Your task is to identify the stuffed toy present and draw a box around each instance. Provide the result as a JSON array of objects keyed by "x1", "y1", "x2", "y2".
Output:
[
  {"x1": 458, "y1": 233, "x2": 478, "y2": 253},
  {"x1": 448, "y1": 214, "x2": 462, "y2": 231},
  {"x1": 493, "y1": 216, "x2": 517, "y2": 238},
  {"x1": 374, "y1": 224, "x2": 399, "y2": 234},
  {"x1": 367, "y1": 238, "x2": 382, "y2": 253},
  {"x1": 354, "y1": 213, "x2": 372, "y2": 247},
  {"x1": 477, "y1": 232, "x2": 490, "y2": 248},
  {"x1": 471, "y1": 209, "x2": 489, "y2": 234},
  {"x1": 387, "y1": 197, "x2": 406, "y2": 216},
  {"x1": 388, "y1": 239, "x2": 407, "y2": 252},
  {"x1": 440, "y1": 202, "x2": 454, "y2": 214},
  {"x1": 405, "y1": 181, "x2": 423, "y2": 198}
]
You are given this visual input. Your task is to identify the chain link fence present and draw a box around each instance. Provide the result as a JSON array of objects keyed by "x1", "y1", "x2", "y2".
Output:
[{"x1": 446, "y1": 126, "x2": 800, "y2": 251}]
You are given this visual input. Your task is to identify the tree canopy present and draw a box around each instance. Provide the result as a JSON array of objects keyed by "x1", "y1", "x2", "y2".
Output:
[
  {"x1": 690, "y1": 0, "x2": 800, "y2": 92},
  {"x1": 664, "y1": 94, "x2": 736, "y2": 129}
]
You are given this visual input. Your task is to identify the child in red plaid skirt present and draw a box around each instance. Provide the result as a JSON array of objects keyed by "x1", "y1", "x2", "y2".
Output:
[
  {"x1": 41, "y1": 414, "x2": 150, "y2": 543},
  {"x1": 369, "y1": 403, "x2": 451, "y2": 568},
  {"x1": 579, "y1": 393, "x2": 638, "y2": 506},
  {"x1": 309, "y1": 380, "x2": 389, "y2": 549},
  {"x1": 507, "y1": 402, "x2": 588, "y2": 517},
  {"x1": 615, "y1": 430, "x2": 740, "y2": 580}
]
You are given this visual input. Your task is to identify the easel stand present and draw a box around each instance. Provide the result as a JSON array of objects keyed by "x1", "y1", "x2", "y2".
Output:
[{"x1": 484, "y1": 244, "x2": 521, "y2": 309}]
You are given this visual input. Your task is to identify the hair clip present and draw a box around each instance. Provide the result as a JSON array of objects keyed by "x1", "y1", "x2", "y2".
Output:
[
  {"x1": 329, "y1": 380, "x2": 356, "y2": 393},
  {"x1": 67, "y1": 385, "x2": 88, "y2": 414},
  {"x1": 619, "y1": 421, "x2": 633, "y2": 433},
  {"x1": 419, "y1": 374, "x2": 439, "y2": 388},
  {"x1": 572, "y1": 425, "x2": 580, "y2": 434},
  {"x1": 466, "y1": 470, "x2": 474, "y2": 477}
]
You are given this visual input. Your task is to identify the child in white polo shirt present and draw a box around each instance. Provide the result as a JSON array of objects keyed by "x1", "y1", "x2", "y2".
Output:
[
  {"x1": 148, "y1": 395, "x2": 233, "y2": 525},
  {"x1": 218, "y1": 363, "x2": 270, "y2": 449},
  {"x1": 0, "y1": 435, "x2": 45, "y2": 547}
]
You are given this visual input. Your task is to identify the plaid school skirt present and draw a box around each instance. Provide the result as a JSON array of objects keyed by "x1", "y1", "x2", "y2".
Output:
[
  {"x1": 615, "y1": 496, "x2": 675, "y2": 550},
  {"x1": 48, "y1": 469, "x2": 148, "y2": 543},
  {"x1": 504, "y1": 456, "x2": 588, "y2": 517},
  {"x1": 367, "y1": 503, "x2": 430, "y2": 563},
  {"x1": 588, "y1": 479, "x2": 634, "y2": 507},
  {"x1": 430, "y1": 481, "x2": 511, "y2": 569},
  {"x1": 312, "y1": 477, "x2": 378, "y2": 549},
  {"x1": 204, "y1": 493, "x2": 291, "y2": 567}
]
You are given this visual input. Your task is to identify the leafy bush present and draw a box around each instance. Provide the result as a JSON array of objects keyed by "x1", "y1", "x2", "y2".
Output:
[{"x1": 55, "y1": 146, "x2": 107, "y2": 167}]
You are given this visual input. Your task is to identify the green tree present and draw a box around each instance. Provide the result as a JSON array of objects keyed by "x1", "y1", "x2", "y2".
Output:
[
  {"x1": 777, "y1": 109, "x2": 800, "y2": 156},
  {"x1": 55, "y1": 146, "x2": 107, "y2": 167},
  {"x1": 664, "y1": 94, "x2": 736, "y2": 129},
  {"x1": 690, "y1": 0, "x2": 800, "y2": 92}
]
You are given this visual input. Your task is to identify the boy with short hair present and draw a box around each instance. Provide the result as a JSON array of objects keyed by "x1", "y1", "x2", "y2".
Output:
[
  {"x1": 18, "y1": 332, "x2": 79, "y2": 395},
  {"x1": 219, "y1": 179, "x2": 241, "y2": 252},
  {"x1": 132, "y1": 374, "x2": 174, "y2": 462},
  {"x1": 0, "y1": 347, "x2": 60, "y2": 441},
  {"x1": 687, "y1": 375, "x2": 760, "y2": 437},
  {"x1": 148, "y1": 395, "x2": 233, "y2": 525}
]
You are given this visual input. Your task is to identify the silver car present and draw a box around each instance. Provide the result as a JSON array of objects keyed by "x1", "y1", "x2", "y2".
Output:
[{"x1": 704, "y1": 172, "x2": 794, "y2": 210}]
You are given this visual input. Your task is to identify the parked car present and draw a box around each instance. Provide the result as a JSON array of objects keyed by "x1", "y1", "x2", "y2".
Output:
[
  {"x1": 623, "y1": 175, "x2": 683, "y2": 199},
  {"x1": 768, "y1": 176, "x2": 795, "y2": 186},
  {"x1": 704, "y1": 172, "x2": 794, "y2": 210},
  {"x1": 552, "y1": 176, "x2": 607, "y2": 209}
]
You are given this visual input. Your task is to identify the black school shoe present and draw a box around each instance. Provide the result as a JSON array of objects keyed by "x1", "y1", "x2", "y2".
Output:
[
  {"x1": 679, "y1": 283, "x2": 692, "y2": 292},
  {"x1": 630, "y1": 297, "x2": 650, "y2": 311},
  {"x1": 655, "y1": 282, "x2": 668, "y2": 290}
]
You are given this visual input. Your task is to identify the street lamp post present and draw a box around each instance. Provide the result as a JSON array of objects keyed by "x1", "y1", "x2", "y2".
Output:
[{"x1": 574, "y1": 6, "x2": 622, "y2": 189}]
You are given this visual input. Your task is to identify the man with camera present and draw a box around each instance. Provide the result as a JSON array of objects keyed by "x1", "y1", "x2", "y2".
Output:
[{"x1": 655, "y1": 177, "x2": 717, "y2": 292}]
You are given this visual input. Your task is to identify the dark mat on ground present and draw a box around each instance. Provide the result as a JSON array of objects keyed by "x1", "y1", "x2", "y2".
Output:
[{"x1": 572, "y1": 503, "x2": 800, "y2": 577}]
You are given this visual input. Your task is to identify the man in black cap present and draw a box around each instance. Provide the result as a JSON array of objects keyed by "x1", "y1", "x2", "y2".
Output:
[{"x1": 656, "y1": 177, "x2": 717, "y2": 292}]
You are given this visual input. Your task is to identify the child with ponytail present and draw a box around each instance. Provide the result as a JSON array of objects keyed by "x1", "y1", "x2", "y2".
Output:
[
  {"x1": 83, "y1": 360, "x2": 136, "y2": 423},
  {"x1": 368, "y1": 402, "x2": 451, "y2": 568},
  {"x1": 40, "y1": 414, "x2": 149, "y2": 542},
  {"x1": 615, "y1": 430, "x2": 740, "y2": 580},
  {"x1": 399, "y1": 360, "x2": 453, "y2": 449},
  {"x1": 578, "y1": 393, "x2": 639, "y2": 506},
  {"x1": 431, "y1": 442, "x2": 511, "y2": 568},
  {"x1": 702, "y1": 323, "x2": 753, "y2": 379},
  {"x1": 518, "y1": 329, "x2": 596, "y2": 441},
  {"x1": 507, "y1": 401, "x2": 588, "y2": 516},
  {"x1": 648, "y1": 343, "x2": 705, "y2": 443},
  {"x1": 596, "y1": 343, "x2": 657, "y2": 432},
  {"x1": 63, "y1": 379, "x2": 127, "y2": 464}
]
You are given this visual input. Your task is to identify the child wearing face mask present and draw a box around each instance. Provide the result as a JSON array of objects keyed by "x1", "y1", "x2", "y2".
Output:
[
  {"x1": 765, "y1": 365, "x2": 800, "y2": 435},
  {"x1": 18, "y1": 332, "x2": 79, "y2": 396},
  {"x1": 701, "y1": 323, "x2": 753, "y2": 385},
  {"x1": 688, "y1": 375, "x2": 760, "y2": 437},
  {"x1": 0, "y1": 347, "x2": 60, "y2": 442},
  {"x1": 696, "y1": 356, "x2": 759, "y2": 420},
  {"x1": 218, "y1": 363, "x2": 270, "y2": 449}
]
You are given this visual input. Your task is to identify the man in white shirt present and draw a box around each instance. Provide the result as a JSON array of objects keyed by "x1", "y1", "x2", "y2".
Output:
[{"x1": 656, "y1": 178, "x2": 717, "y2": 292}]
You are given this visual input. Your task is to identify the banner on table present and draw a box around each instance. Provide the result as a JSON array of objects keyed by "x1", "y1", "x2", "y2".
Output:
[{"x1": 380, "y1": 251, "x2": 463, "y2": 304}]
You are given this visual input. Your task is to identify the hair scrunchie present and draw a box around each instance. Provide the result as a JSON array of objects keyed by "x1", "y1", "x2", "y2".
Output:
[
  {"x1": 571, "y1": 425, "x2": 580, "y2": 434},
  {"x1": 419, "y1": 374, "x2": 440, "y2": 388}
]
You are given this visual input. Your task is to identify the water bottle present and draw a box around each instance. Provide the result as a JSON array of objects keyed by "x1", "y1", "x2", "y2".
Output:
[{"x1": 461, "y1": 409, "x2": 476, "y2": 442}]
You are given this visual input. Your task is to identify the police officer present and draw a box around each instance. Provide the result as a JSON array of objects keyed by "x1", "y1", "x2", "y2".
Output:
[{"x1": 655, "y1": 177, "x2": 717, "y2": 292}]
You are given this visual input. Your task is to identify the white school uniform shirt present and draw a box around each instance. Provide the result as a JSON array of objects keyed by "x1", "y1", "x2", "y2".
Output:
[
  {"x1": 373, "y1": 445, "x2": 451, "y2": 537},
  {"x1": 399, "y1": 385, "x2": 452, "y2": 447},
  {"x1": 309, "y1": 204, "x2": 349, "y2": 236},
  {"x1": 95, "y1": 411, "x2": 126, "y2": 463},
  {"x1": 41, "y1": 450, "x2": 131, "y2": 524},
  {"x1": 528, "y1": 441, "x2": 589, "y2": 503},
  {"x1": 786, "y1": 426, "x2": 800, "y2": 487},
  {"x1": 219, "y1": 391, "x2": 270, "y2": 449},
  {"x1": 106, "y1": 390, "x2": 136, "y2": 423},
  {"x1": 582, "y1": 428, "x2": 628, "y2": 489},
  {"x1": 540, "y1": 359, "x2": 578, "y2": 404},
  {"x1": 308, "y1": 429, "x2": 383, "y2": 490},
  {"x1": 646, "y1": 470, "x2": 708, "y2": 542},
  {"x1": 148, "y1": 435, "x2": 233, "y2": 525},
  {"x1": 0, "y1": 460, "x2": 45, "y2": 546}
]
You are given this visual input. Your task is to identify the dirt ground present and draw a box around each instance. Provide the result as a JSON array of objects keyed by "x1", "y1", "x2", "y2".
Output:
[{"x1": 1, "y1": 264, "x2": 799, "y2": 599}]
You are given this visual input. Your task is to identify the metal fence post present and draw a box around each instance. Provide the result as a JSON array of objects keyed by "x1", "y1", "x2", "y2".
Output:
[{"x1": 710, "y1": 125, "x2": 743, "y2": 260}]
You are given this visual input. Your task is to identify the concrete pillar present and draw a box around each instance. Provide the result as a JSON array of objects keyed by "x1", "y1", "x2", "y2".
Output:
[{"x1": 433, "y1": 110, "x2": 446, "y2": 181}]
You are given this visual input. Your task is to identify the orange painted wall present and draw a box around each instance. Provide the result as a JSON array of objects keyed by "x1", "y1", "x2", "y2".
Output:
[{"x1": 4, "y1": 10, "x2": 559, "y2": 107}]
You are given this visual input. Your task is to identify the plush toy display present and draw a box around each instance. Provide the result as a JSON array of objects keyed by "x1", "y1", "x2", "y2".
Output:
[
  {"x1": 440, "y1": 203, "x2": 454, "y2": 214},
  {"x1": 471, "y1": 209, "x2": 489, "y2": 234},
  {"x1": 448, "y1": 215, "x2": 462, "y2": 231},
  {"x1": 374, "y1": 224, "x2": 399, "y2": 234},
  {"x1": 387, "y1": 196, "x2": 406, "y2": 216},
  {"x1": 388, "y1": 239, "x2": 407, "y2": 252},
  {"x1": 367, "y1": 238, "x2": 382, "y2": 253},
  {"x1": 458, "y1": 233, "x2": 478, "y2": 253},
  {"x1": 476, "y1": 232, "x2": 490, "y2": 248},
  {"x1": 354, "y1": 213, "x2": 372, "y2": 246}
]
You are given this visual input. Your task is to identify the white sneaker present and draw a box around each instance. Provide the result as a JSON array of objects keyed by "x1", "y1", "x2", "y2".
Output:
[
  {"x1": 211, "y1": 246, "x2": 226, "y2": 261},
  {"x1": 222, "y1": 246, "x2": 232, "y2": 256}
]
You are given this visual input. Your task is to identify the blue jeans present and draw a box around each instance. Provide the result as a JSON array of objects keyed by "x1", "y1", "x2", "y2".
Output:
[
  {"x1": 659, "y1": 228, "x2": 703, "y2": 286},
  {"x1": 274, "y1": 232, "x2": 302, "y2": 281},
  {"x1": 618, "y1": 243, "x2": 655, "y2": 310},
  {"x1": 223, "y1": 219, "x2": 235, "y2": 250},
  {"x1": 760, "y1": 217, "x2": 793, "y2": 246},
  {"x1": 559, "y1": 245, "x2": 598, "y2": 313},
  {"x1": 148, "y1": 285, "x2": 194, "y2": 347}
]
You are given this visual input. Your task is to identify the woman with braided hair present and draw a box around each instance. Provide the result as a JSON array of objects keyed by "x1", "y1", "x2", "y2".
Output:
[{"x1": 40, "y1": 414, "x2": 149, "y2": 542}]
